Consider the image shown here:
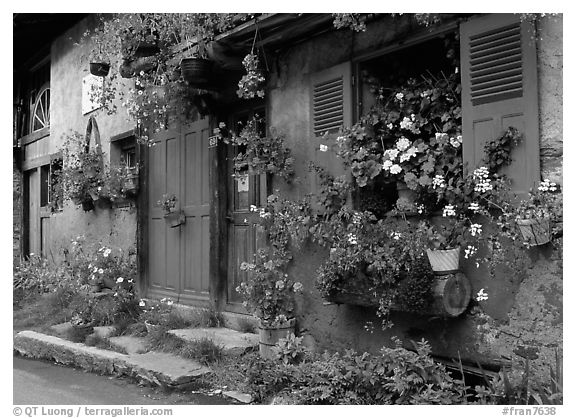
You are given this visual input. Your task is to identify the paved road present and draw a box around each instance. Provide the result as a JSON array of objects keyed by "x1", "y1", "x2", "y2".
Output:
[{"x1": 13, "y1": 355, "x2": 232, "y2": 405}]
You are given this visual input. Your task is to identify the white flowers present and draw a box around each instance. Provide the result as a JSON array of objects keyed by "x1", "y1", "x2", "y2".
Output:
[
  {"x1": 395, "y1": 137, "x2": 411, "y2": 152},
  {"x1": 98, "y1": 268, "x2": 104, "y2": 274},
  {"x1": 443, "y1": 204, "x2": 456, "y2": 217},
  {"x1": 386, "y1": 123, "x2": 394, "y2": 130},
  {"x1": 347, "y1": 233, "x2": 358, "y2": 245},
  {"x1": 389, "y1": 164, "x2": 402, "y2": 175},
  {"x1": 391, "y1": 232, "x2": 402, "y2": 240},
  {"x1": 116, "y1": 277, "x2": 124, "y2": 283},
  {"x1": 395, "y1": 92, "x2": 404, "y2": 101},
  {"x1": 103, "y1": 248, "x2": 111, "y2": 258},
  {"x1": 275, "y1": 280, "x2": 285, "y2": 290},
  {"x1": 476, "y1": 289, "x2": 489, "y2": 302},
  {"x1": 538, "y1": 179, "x2": 558, "y2": 192},
  {"x1": 473, "y1": 167, "x2": 493, "y2": 193},
  {"x1": 384, "y1": 149, "x2": 400, "y2": 160},
  {"x1": 464, "y1": 245, "x2": 478, "y2": 259},
  {"x1": 293, "y1": 282, "x2": 303, "y2": 292},
  {"x1": 319, "y1": 144, "x2": 328, "y2": 152},
  {"x1": 469, "y1": 223, "x2": 483, "y2": 237},
  {"x1": 399, "y1": 117, "x2": 413, "y2": 131},
  {"x1": 432, "y1": 175, "x2": 446, "y2": 189},
  {"x1": 449, "y1": 136, "x2": 462, "y2": 148},
  {"x1": 139, "y1": 300, "x2": 146, "y2": 307},
  {"x1": 399, "y1": 146, "x2": 418, "y2": 163},
  {"x1": 468, "y1": 202, "x2": 480, "y2": 213}
]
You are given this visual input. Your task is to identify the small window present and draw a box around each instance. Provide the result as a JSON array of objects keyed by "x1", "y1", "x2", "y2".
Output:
[
  {"x1": 31, "y1": 85, "x2": 50, "y2": 132},
  {"x1": 121, "y1": 146, "x2": 137, "y2": 169}
]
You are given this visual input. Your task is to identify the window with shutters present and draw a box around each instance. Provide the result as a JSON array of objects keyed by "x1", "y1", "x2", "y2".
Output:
[
  {"x1": 353, "y1": 33, "x2": 461, "y2": 217},
  {"x1": 460, "y1": 14, "x2": 540, "y2": 196}
]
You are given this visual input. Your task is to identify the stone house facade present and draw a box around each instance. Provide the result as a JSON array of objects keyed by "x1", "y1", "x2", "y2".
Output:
[{"x1": 13, "y1": 13, "x2": 562, "y2": 381}]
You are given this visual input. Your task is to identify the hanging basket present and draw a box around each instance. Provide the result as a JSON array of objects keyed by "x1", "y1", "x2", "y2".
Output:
[
  {"x1": 426, "y1": 247, "x2": 460, "y2": 275},
  {"x1": 180, "y1": 57, "x2": 212, "y2": 86},
  {"x1": 258, "y1": 318, "x2": 296, "y2": 359},
  {"x1": 517, "y1": 218, "x2": 551, "y2": 246},
  {"x1": 89, "y1": 62, "x2": 110, "y2": 77}
]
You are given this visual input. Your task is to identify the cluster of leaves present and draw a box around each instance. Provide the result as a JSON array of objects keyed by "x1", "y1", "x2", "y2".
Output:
[
  {"x1": 217, "y1": 116, "x2": 295, "y2": 180},
  {"x1": 60, "y1": 132, "x2": 107, "y2": 205},
  {"x1": 310, "y1": 208, "x2": 436, "y2": 326},
  {"x1": 235, "y1": 194, "x2": 311, "y2": 326},
  {"x1": 336, "y1": 71, "x2": 463, "y2": 212},
  {"x1": 475, "y1": 350, "x2": 563, "y2": 405},
  {"x1": 59, "y1": 132, "x2": 139, "y2": 207},
  {"x1": 244, "y1": 338, "x2": 467, "y2": 404},
  {"x1": 237, "y1": 53, "x2": 266, "y2": 99},
  {"x1": 81, "y1": 14, "x2": 255, "y2": 142},
  {"x1": 237, "y1": 249, "x2": 303, "y2": 327},
  {"x1": 483, "y1": 127, "x2": 523, "y2": 173},
  {"x1": 138, "y1": 297, "x2": 175, "y2": 325}
]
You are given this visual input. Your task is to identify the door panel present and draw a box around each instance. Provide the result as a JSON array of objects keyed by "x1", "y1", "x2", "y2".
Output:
[{"x1": 147, "y1": 118, "x2": 210, "y2": 303}]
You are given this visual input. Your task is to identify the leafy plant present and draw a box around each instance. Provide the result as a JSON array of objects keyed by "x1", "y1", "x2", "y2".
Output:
[
  {"x1": 237, "y1": 53, "x2": 266, "y2": 99},
  {"x1": 217, "y1": 116, "x2": 295, "y2": 180},
  {"x1": 274, "y1": 334, "x2": 307, "y2": 365},
  {"x1": 483, "y1": 127, "x2": 523, "y2": 173}
]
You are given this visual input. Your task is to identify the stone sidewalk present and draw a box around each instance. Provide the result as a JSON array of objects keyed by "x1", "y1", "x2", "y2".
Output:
[{"x1": 13, "y1": 325, "x2": 258, "y2": 403}]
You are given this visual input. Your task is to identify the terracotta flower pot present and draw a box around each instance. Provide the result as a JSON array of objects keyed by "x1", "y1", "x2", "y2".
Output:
[
  {"x1": 426, "y1": 247, "x2": 460, "y2": 275},
  {"x1": 144, "y1": 320, "x2": 162, "y2": 334},
  {"x1": 258, "y1": 318, "x2": 296, "y2": 359},
  {"x1": 517, "y1": 218, "x2": 550, "y2": 246}
]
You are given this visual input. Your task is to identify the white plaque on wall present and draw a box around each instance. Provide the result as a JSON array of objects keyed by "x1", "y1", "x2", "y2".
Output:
[{"x1": 82, "y1": 74, "x2": 104, "y2": 115}]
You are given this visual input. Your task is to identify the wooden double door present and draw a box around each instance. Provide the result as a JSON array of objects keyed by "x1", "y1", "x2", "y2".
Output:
[
  {"x1": 146, "y1": 117, "x2": 211, "y2": 304},
  {"x1": 146, "y1": 111, "x2": 267, "y2": 310}
]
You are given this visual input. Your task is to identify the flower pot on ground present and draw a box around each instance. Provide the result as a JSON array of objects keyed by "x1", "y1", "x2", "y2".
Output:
[
  {"x1": 426, "y1": 247, "x2": 461, "y2": 275},
  {"x1": 516, "y1": 218, "x2": 550, "y2": 246},
  {"x1": 258, "y1": 317, "x2": 296, "y2": 360},
  {"x1": 144, "y1": 320, "x2": 162, "y2": 334},
  {"x1": 180, "y1": 57, "x2": 212, "y2": 86},
  {"x1": 89, "y1": 62, "x2": 110, "y2": 77}
]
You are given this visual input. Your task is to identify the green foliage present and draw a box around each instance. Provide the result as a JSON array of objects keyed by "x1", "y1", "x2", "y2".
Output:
[
  {"x1": 244, "y1": 338, "x2": 467, "y2": 404},
  {"x1": 336, "y1": 71, "x2": 462, "y2": 212},
  {"x1": 180, "y1": 337, "x2": 224, "y2": 365},
  {"x1": 483, "y1": 127, "x2": 523, "y2": 173},
  {"x1": 217, "y1": 117, "x2": 295, "y2": 180},
  {"x1": 274, "y1": 334, "x2": 307, "y2": 365}
]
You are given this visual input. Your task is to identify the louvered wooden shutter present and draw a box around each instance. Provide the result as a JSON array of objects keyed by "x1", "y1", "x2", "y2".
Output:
[
  {"x1": 310, "y1": 62, "x2": 352, "y2": 180},
  {"x1": 460, "y1": 14, "x2": 540, "y2": 195}
]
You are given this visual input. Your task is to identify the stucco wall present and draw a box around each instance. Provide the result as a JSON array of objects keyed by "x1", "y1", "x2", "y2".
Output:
[
  {"x1": 537, "y1": 15, "x2": 563, "y2": 185},
  {"x1": 47, "y1": 16, "x2": 137, "y2": 255},
  {"x1": 268, "y1": 14, "x2": 563, "y2": 380}
]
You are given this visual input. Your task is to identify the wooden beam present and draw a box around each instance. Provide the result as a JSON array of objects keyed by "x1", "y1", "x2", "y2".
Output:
[
  {"x1": 19, "y1": 127, "x2": 50, "y2": 146},
  {"x1": 22, "y1": 154, "x2": 51, "y2": 171}
]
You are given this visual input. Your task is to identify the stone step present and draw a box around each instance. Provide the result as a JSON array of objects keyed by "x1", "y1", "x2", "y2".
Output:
[
  {"x1": 108, "y1": 335, "x2": 148, "y2": 355},
  {"x1": 168, "y1": 327, "x2": 259, "y2": 356},
  {"x1": 14, "y1": 330, "x2": 211, "y2": 388}
]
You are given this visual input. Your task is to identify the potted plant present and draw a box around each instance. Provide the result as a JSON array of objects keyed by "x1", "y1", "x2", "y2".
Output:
[
  {"x1": 423, "y1": 205, "x2": 471, "y2": 275},
  {"x1": 139, "y1": 298, "x2": 174, "y2": 333},
  {"x1": 237, "y1": 52, "x2": 266, "y2": 99},
  {"x1": 236, "y1": 249, "x2": 304, "y2": 359},
  {"x1": 60, "y1": 132, "x2": 109, "y2": 211},
  {"x1": 515, "y1": 179, "x2": 562, "y2": 246}
]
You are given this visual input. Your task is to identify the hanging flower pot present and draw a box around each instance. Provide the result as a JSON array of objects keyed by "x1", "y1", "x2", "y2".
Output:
[
  {"x1": 123, "y1": 173, "x2": 139, "y2": 195},
  {"x1": 89, "y1": 62, "x2": 110, "y2": 77},
  {"x1": 517, "y1": 218, "x2": 550, "y2": 246},
  {"x1": 180, "y1": 57, "x2": 212, "y2": 86},
  {"x1": 258, "y1": 318, "x2": 296, "y2": 360},
  {"x1": 426, "y1": 247, "x2": 460, "y2": 275}
]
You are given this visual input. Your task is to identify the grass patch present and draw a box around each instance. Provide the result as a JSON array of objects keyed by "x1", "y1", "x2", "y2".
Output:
[
  {"x1": 85, "y1": 334, "x2": 128, "y2": 354},
  {"x1": 13, "y1": 291, "x2": 75, "y2": 332},
  {"x1": 146, "y1": 327, "x2": 223, "y2": 365}
]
